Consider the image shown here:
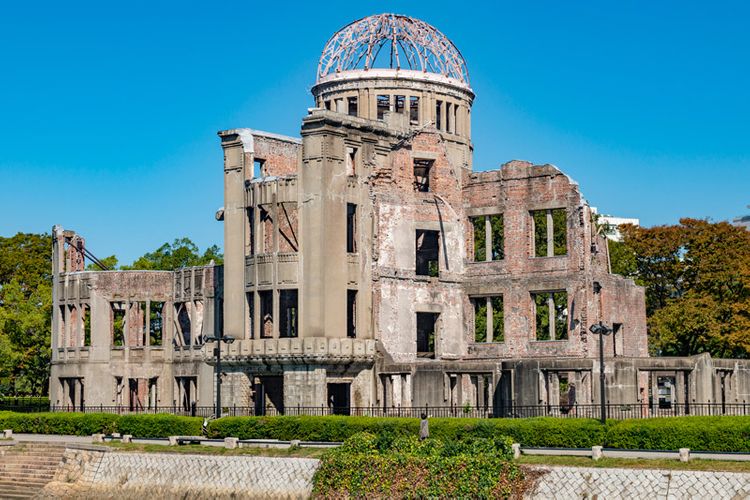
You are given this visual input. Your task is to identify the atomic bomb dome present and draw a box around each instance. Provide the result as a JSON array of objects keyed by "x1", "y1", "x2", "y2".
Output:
[{"x1": 317, "y1": 14, "x2": 470, "y2": 88}]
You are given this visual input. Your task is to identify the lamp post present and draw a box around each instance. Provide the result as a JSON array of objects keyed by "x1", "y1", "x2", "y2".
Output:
[
  {"x1": 589, "y1": 321, "x2": 613, "y2": 424},
  {"x1": 204, "y1": 333, "x2": 236, "y2": 418}
]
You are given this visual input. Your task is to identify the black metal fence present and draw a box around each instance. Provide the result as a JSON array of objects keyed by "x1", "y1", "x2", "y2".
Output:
[{"x1": 2, "y1": 402, "x2": 750, "y2": 419}]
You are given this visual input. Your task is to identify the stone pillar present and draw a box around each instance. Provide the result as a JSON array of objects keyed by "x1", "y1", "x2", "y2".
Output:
[
  {"x1": 219, "y1": 130, "x2": 251, "y2": 339},
  {"x1": 391, "y1": 375, "x2": 402, "y2": 407},
  {"x1": 592, "y1": 446, "x2": 603, "y2": 460},
  {"x1": 403, "y1": 374, "x2": 412, "y2": 408}
]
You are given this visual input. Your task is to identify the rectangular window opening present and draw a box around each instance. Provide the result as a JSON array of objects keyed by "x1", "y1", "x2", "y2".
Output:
[
  {"x1": 377, "y1": 95, "x2": 390, "y2": 119},
  {"x1": 416, "y1": 229, "x2": 440, "y2": 277},
  {"x1": 413, "y1": 158, "x2": 433, "y2": 192},
  {"x1": 346, "y1": 203, "x2": 357, "y2": 253},
  {"x1": 260, "y1": 291, "x2": 273, "y2": 338},
  {"x1": 346, "y1": 147, "x2": 357, "y2": 176},
  {"x1": 395, "y1": 95, "x2": 405, "y2": 114},
  {"x1": 150, "y1": 302, "x2": 164, "y2": 346},
  {"x1": 279, "y1": 290, "x2": 298, "y2": 338},
  {"x1": 490, "y1": 214, "x2": 505, "y2": 260},
  {"x1": 533, "y1": 291, "x2": 568, "y2": 340},
  {"x1": 471, "y1": 216, "x2": 486, "y2": 261},
  {"x1": 253, "y1": 158, "x2": 266, "y2": 179},
  {"x1": 613, "y1": 323, "x2": 622, "y2": 357},
  {"x1": 472, "y1": 296, "x2": 504, "y2": 343},
  {"x1": 111, "y1": 302, "x2": 125, "y2": 347},
  {"x1": 82, "y1": 304, "x2": 91, "y2": 346},
  {"x1": 324, "y1": 100, "x2": 331, "y2": 110},
  {"x1": 175, "y1": 303, "x2": 192, "y2": 346},
  {"x1": 347, "y1": 96, "x2": 358, "y2": 116},
  {"x1": 416, "y1": 312, "x2": 438, "y2": 358},
  {"x1": 347, "y1": 290, "x2": 357, "y2": 338},
  {"x1": 532, "y1": 208, "x2": 567, "y2": 257},
  {"x1": 409, "y1": 96, "x2": 420, "y2": 125},
  {"x1": 435, "y1": 100, "x2": 443, "y2": 130},
  {"x1": 260, "y1": 208, "x2": 273, "y2": 254}
]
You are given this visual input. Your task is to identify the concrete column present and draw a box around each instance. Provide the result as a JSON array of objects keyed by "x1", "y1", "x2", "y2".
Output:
[
  {"x1": 484, "y1": 215, "x2": 492, "y2": 261},
  {"x1": 145, "y1": 301, "x2": 151, "y2": 347},
  {"x1": 546, "y1": 209, "x2": 554, "y2": 257},
  {"x1": 548, "y1": 294, "x2": 556, "y2": 340},
  {"x1": 403, "y1": 374, "x2": 412, "y2": 408},
  {"x1": 219, "y1": 130, "x2": 250, "y2": 340},
  {"x1": 391, "y1": 375, "x2": 402, "y2": 407},
  {"x1": 486, "y1": 297, "x2": 493, "y2": 343}
]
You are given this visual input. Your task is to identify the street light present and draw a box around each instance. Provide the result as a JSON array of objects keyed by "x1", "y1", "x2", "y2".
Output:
[
  {"x1": 589, "y1": 321, "x2": 613, "y2": 424},
  {"x1": 204, "y1": 334, "x2": 236, "y2": 418}
]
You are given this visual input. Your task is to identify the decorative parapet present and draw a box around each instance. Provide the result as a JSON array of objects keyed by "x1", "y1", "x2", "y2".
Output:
[{"x1": 202, "y1": 338, "x2": 376, "y2": 366}]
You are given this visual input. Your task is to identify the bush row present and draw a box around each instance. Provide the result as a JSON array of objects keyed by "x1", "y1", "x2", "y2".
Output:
[
  {"x1": 1, "y1": 412, "x2": 749, "y2": 452},
  {"x1": 0, "y1": 412, "x2": 201, "y2": 438}
]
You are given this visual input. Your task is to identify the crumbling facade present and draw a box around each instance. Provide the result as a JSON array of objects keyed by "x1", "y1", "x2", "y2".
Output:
[{"x1": 51, "y1": 14, "x2": 750, "y2": 415}]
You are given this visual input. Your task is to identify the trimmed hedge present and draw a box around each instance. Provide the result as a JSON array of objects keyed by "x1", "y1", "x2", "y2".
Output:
[
  {"x1": 1, "y1": 411, "x2": 749, "y2": 452},
  {"x1": 206, "y1": 415, "x2": 605, "y2": 448},
  {"x1": 0, "y1": 411, "x2": 201, "y2": 438},
  {"x1": 605, "y1": 416, "x2": 750, "y2": 453},
  {"x1": 0, "y1": 411, "x2": 119, "y2": 436},
  {"x1": 116, "y1": 414, "x2": 203, "y2": 438}
]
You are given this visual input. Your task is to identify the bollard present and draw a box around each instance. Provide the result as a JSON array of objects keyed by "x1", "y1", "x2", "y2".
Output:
[
  {"x1": 592, "y1": 446, "x2": 603, "y2": 461},
  {"x1": 224, "y1": 437, "x2": 239, "y2": 449},
  {"x1": 122, "y1": 435, "x2": 133, "y2": 444},
  {"x1": 679, "y1": 448, "x2": 690, "y2": 462},
  {"x1": 92, "y1": 434, "x2": 105, "y2": 443},
  {"x1": 168, "y1": 436, "x2": 179, "y2": 446},
  {"x1": 512, "y1": 443, "x2": 521, "y2": 460},
  {"x1": 290, "y1": 439, "x2": 301, "y2": 449},
  {"x1": 3, "y1": 429, "x2": 12, "y2": 439}
]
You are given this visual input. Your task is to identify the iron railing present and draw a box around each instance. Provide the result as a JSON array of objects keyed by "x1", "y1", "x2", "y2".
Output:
[{"x1": 2, "y1": 402, "x2": 749, "y2": 419}]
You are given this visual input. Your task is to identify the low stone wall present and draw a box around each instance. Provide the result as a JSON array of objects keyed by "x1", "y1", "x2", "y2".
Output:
[
  {"x1": 527, "y1": 465, "x2": 750, "y2": 499},
  {"x1": 42, "y1": 449, "x2": 318, "y2": 499},
  {"x1": 37, "y1": 447, "x2": 750, "y2": 499}
]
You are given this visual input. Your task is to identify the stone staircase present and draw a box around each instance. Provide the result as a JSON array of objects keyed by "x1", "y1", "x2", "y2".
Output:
[{"x1": 0, "y1": 442, "x2": 67, "y2": 499}]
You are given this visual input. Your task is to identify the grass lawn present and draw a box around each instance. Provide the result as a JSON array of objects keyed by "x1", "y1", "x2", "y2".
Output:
[
  {"x1": 102, "y1": 442, "x2": 327, "y2": 458},
  {"x1": 518, "y1": 454, "x2": 750, "y2": 473}
]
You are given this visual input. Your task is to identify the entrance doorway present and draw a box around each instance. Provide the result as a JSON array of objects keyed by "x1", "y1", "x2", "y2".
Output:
[
  {"x1": 327, "y1": 383, "x2": 351, "y2": 415},
  {"x1": 254, "y1": 376, "x2": 284, "y2": 416}
]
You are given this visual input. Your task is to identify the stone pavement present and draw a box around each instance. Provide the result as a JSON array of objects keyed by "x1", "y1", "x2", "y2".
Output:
[{"x1": 526, "y1": 465, "x2": 750, "y2": 499}]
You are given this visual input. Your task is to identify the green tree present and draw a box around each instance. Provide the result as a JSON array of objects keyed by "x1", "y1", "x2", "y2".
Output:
[
  {"x1": 621, "y1": 220, "x2": 750, "y2": 358},
  {"x1": 123, "y1": 238, "x2": 223, "y2": 271},
  {"x1": 85, "y1": 255, "x2": 119, "y2": 271}
]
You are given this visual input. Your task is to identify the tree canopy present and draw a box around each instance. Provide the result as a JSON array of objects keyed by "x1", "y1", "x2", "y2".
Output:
[{"x1": 613, "y1": 219, "x2": 750, "y2": 358}]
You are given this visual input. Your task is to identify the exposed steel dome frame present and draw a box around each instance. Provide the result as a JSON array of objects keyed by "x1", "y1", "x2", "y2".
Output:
[{"x1": 317, "y1": 14, "x2": 470, "y2": 86}]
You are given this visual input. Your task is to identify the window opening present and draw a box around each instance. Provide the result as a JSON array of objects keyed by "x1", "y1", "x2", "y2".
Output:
[
  {"x1": 395, "y1": 95, "x2": 406, "y2": 114},
  {"x1": 612, "y1": 323, "x2": 622, "y2": 357},
  {"x1": 347, "y1": 290, "x2": 357, "y2": 338},
  {"x1": 532, "y1": 208, "x2": 567, "y2": 257},
  {"x1": 533, "y1": 291, "x2": 568, "y2": 340},
  {"x1": 347, "y1": 96, "x2": 358, "y2": 116},
  {"x1": 253, "y1": 158, "x2": 266, "y2": 179},
  {"x1": 111, "y1": 302, "x2": 125, "y2": 347},
  {"x1": 346, "y1": 203, "x2": 357, "y2": 253},
  {"x1": 346, "y1": 147, "x2": 357, "y2": 176},
  {"x1": 409, "y1": 96, "x2": 420, "y2": 125},
  {"x1": 435, "y1": 100, "x2": 443, "y2": 130},
  {"x1": 82, "y1": 304, "x2": 91, "y2": 346},
  {"x1": 416, "y1": 312, "x2": 438, "y2": 357},
  {"x1": 246, "y1": 207, "x2": 255, "y2": 256},
  {"x1": 472, "y1": 296, "x2": 504, "y2": 342},
  {"x1": 377, "y1": 95, "x2": 390, "y2": 119},
  {"x1": 150, "y1": 302, "x2": 164, "y2": 346},
  {"x1": 279, "y1": 290, "x2": 298, "y2": 338},
  {"x1": 260, "y1": 291, "x2": 273, "y2": 338},
  {"x1": 415, "y1": 230, "x2": 440, "y2": 277},
  {"x1": 247, "y1": 293, "x2": 255, "y2": 339},
  {"x1": 413, "y1": 158, "x2": 433, "y2": 192}
]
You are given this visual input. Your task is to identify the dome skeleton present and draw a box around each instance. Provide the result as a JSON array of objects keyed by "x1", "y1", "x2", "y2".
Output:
[{"x1": 318, "y1": 14, "x2": 470, "y2": 86}]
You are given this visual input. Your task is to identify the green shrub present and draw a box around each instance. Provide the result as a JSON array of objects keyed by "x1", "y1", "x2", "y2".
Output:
[
  {"x1": 116, "y1": 414, "x2": 203, "y2": 438},
  {"x1": 0, "y1": 411, "x2": 118, "y2": 435},
  {"x1": 313, "y1": 432, "x2": 524, "y2": 499},
  {"x1": 605, "y1": 416, "x2": 750, "y2": 452}
]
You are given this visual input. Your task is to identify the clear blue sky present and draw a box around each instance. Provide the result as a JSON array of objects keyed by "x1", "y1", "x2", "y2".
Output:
[{"x1": 1, "y1": 1, "x2": 748, "y2": 264}]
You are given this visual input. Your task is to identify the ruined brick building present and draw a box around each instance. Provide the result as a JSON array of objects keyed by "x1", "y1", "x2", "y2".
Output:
[{"x1": 51, "y1": 14, "x2": 750, "y2": 415}]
